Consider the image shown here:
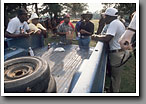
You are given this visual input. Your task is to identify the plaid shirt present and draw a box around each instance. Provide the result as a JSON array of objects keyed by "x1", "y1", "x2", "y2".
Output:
[{"x1": 57, "y1": 22, "x2": 73, "y2": 33}]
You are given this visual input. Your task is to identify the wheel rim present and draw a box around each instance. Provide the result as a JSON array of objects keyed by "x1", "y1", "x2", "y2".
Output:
[{"x1": 5, "y1": 62, "x2": 36, "y2": 81}]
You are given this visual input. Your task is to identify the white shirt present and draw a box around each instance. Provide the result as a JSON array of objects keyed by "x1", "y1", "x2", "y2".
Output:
[
  {"x1": 106, "y1": 19, "x2": 125, "y2": 50},
  {"x1": 6, "y1": 17, "x2": 29, "y2": 35},
  {"x1": 101, "y1": 24, "x2": 109, "y2": 35},
  {"x1": 128, "y1": 13, "x2": 136, "y2": 30}
]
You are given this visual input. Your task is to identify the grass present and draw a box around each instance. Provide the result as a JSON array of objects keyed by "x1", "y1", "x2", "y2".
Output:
[
  {"x1": 45, "y1": 19, "x2": 99, "y2": 47},
  {"x1": 120, "y1": 54, "x2": 136, "y2": 92},
  {"x1": 105, "y1": 53, "x2": 136, "y2": 93},
  {"x1": 45, "y1": 19, "x2": 136, "y2": 93}
]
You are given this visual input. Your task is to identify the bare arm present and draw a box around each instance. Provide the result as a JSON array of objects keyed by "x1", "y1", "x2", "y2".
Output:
[
  {"x1": 119, "y1": 30, "x2": 135, "y2": 50},
  {"x1": 5, "y1": 31, "x2": 30, "y2": 38},
  {"x1": 91, "y1": 34, "x2": 113, "y2": 43}
]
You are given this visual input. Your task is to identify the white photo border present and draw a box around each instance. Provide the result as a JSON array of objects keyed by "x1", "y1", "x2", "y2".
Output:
[{"x1": 1, "y1": 0, "x2": 139, "y2": 96}]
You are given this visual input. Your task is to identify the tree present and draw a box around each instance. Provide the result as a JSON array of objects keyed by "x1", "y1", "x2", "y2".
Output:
[
  {"x1": 5, "y1": 3, "x2": 28, "y2": 18},
  {"x1": 115, "y1": 3, "x2": 136, "y2": 18},
  {"x1": 100, "y1": 3, "x2": 136, "y2": 19},
  {"x1": 64, "y1": 3, "x2": 88, "y2": 18},
  {"x1": 4, "y1": 3, "x2": 28, "y2": 31},
  {"x1": 32, "y1": 3, "x2": 39, "y2": 16},
  {"x1": 40, "y1": 3, "x2": 64, "y2": 19},
  {"x1": 92, "y1": 12, "x2": 100, "y2": 19},
  {"x1": 100, "y1": 3, "x2": 115, "y2": 13}
]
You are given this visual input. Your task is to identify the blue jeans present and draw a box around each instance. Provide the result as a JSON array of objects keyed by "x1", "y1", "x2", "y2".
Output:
[{"x1": 78, "y1": 37, "x2": 90, "y2": 50}]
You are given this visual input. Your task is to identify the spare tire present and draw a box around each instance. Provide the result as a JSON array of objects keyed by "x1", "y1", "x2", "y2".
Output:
[
  {"x1": 47, "y1": 75, "x2": 57, "y2": 93},
  {"x1": 4, "y1": 56, "x2": 50, "y2": 93}
]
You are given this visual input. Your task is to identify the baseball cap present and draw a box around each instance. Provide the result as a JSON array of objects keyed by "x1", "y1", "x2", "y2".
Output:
[
  {"x1": 105, "y1": 8, "x2": 118, "y2": 17},
  {"x1": 64, "y1": 14, "x2": 70, "y2": 18}
]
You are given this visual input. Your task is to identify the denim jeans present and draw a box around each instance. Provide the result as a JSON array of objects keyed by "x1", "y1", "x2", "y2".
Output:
[{"x1": 78, "y1": 37, "x2": 90, "y2": 50}]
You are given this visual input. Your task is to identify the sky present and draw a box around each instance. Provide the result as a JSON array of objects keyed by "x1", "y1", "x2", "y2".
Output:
[
  {"x1": 28, "y1": 3, "x2": 104, "y2": 15},
  {"x1": 87, "y1": 3, "x2": 104, "y2": 13}
]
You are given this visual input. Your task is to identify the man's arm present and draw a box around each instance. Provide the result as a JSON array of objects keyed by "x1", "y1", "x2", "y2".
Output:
[
  {"x1": 75, "y1": 27, "x2": 78, "y2": 37},
  {"x1": 5, "y1": 31, "x2": 29, "y2": 38},
  {"x1": 80, "y1": 29, "x2": 93, "y2": 35},
  {"x1": 119, "y1": 13, "x2": 136, "y2": 50},
  {"x1": 91, "y1": 34, "x2": 113, "y2": 43},
  {"x1": 118, "y1": 30, "x2": 135, "y2": 50}
]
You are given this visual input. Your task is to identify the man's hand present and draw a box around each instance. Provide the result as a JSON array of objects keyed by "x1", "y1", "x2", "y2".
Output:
[
  {"x1": 28, "y1": 30, "x2": 35, "y2": 35},
  {"x1": 37, "y1": 30, "x2": 42, "y2": 34},
  {"x1": 91, "y1": 34, "x2": 99, "y2": 41},
  {"x1": 119, "y1": 39, "x2": 133, "y2": 50},
  {"x1": 66, "y1": 31, "x2": 71, "y2": 35},
  {"x1": 119, "y1": 30, "x2": 135, "y2": 50},
  {"x1": 35, "y1": 30, "x2": 42, "y2": 35},
  {"x1": 20, "y1": 32, "x2": 29, "y2": 37},
  {"x1": 91, "y1": 34, "x2": 113, "y2": 43},
  {"x1": 91, "y1": 34, "x2": 104, "y2": 40},
  {"x1": 80, "y1": 29, "x2": 87, "y2": 34}
]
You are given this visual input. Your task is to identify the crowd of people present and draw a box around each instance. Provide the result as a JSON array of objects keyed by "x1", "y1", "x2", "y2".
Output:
[{"x1": 4, "y1": 7, "x2": 136, "y2": 93}]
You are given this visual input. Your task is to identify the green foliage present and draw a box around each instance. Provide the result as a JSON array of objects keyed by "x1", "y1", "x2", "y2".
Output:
[
  {"x1": 40, "y1": 3, "x2": 64, "y2": 18},
  {"x1": 39, "y1": 3, "x2": 88, "y2": 19},
  {"x1": 115, "y1": 3, "x2": 136, "y2": 19},
  {"x1": 4, "y1": 3, "x2": 28, "y2": 31},
  {"x1": 63, "y1": 3, "x2": 88, "y2": 18},
  {"x1": 101, "y1": 3, "x2": 136, "y2": 19},
  {"x1": 5, "y1": 3, "x2": 27, "y2": 18},
  {"x1": 92, "y1": 13, "x2": 100, "y2": 19}
]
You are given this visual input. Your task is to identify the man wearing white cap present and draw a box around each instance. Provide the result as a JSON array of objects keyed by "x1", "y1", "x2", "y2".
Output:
[
  {"x1": 28, "y1": 13, "x2": 47, "y2": 37},
  {"x1": 92, "y1": 8, "x2": 126, "y2": 92}
]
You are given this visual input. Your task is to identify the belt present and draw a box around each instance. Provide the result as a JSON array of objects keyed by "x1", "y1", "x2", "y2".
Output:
[
  {"x1": 109, "y1": 49, "x2": 123, "y2": 53},
  {"x1": 81, "y1": 36, "x2": 89, "y2": 38}
]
